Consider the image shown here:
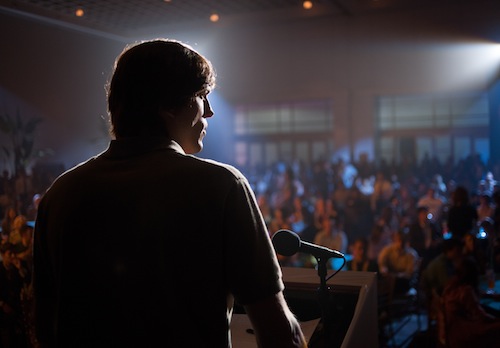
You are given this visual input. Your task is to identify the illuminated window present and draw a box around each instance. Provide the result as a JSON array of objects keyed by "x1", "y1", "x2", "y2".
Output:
[
  {"x1": 378, "y1": 93, "x2": 489, "y2": 129},
  {"x1": 376, "y1": 92, "x2": 490, "y2": 165},
  {"x1": 234, "y1": 100, "x2": 334, "y2": 168},
  {"x1": 235, "y1": 100, "x2": 333, "y2": 135}
]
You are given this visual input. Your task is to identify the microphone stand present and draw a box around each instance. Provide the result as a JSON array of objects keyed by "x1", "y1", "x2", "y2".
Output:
[{"x1": 312, "y1": 255, "x2": 332, "y2": 347}]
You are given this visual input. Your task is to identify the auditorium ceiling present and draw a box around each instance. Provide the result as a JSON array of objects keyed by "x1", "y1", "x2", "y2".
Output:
[{"x1": 0, "y1": 0, "x2": 496, "y2": 39}]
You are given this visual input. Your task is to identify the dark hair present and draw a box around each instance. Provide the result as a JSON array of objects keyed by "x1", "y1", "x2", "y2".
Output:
[
  {"x1": 107, "y1": 39, "x2": 216, "y2": 138},
  {"x1": 451, "y1": 185, "x2": 469, "y2": 206}
]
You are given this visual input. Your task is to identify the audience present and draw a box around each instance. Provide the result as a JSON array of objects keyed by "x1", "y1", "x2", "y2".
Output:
[
  {"x1": 440, "y1": 256, "x2": 500, "y2": 348},
  {"x1": 0, "y1": 148, "x2": 499, "y2": 345}
]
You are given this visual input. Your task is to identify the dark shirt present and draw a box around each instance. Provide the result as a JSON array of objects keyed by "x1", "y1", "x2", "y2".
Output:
[
  {"x1": 408, "y1": 220, "x2": 440, "y2": 257},
  {"x1": 33, "y1": 138, "x2": 283, "y2": 348},
  {"x1": 447, "y1": 204, "x2": 478, "y2": 239}
]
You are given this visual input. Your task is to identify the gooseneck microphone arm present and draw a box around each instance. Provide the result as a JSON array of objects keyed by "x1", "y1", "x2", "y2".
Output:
[{"x1": 271, "y1": 229, "x2": 346, "y2": 338}]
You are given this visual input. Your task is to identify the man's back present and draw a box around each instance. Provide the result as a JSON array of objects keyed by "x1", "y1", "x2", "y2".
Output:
[{"x1": 34, "y1": 138, "x2": 283, "y2": 347}]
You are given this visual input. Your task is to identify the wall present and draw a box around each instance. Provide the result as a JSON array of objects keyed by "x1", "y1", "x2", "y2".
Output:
[{"x1": 1, "y1": 2, "x2": 499, "y2": 172}]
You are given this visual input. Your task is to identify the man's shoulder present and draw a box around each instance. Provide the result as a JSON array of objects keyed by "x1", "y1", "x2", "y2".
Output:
[
  {"x1": 191, "y1": 156, "x2": 243, "y2": 176},
  {"x1": 47, "y1": 157, "x2": 98, "y2": 187}
]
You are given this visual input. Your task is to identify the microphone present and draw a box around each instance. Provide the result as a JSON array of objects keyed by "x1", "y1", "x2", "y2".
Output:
[{"x1": 272, "y1": 229, "x2": 345, "y2": 259}]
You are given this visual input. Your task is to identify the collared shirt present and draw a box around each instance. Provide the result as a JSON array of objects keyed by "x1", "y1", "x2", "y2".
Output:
[{"x1": 33, "y1": 137, "x2": 283, "y2": 348}]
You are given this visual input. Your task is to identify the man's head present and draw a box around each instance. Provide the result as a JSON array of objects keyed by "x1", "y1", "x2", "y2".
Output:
[
  {"x1": 351, "y1": 237, "x2": 368, "y2": 262},
  {"x1": 107, "y1": 39, "x2": 216, "y2": 152}
]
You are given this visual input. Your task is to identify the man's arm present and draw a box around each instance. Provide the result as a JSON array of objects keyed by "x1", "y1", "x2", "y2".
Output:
[{"x1": 244, "y1": 291, "x2": 307, "y2": 348}]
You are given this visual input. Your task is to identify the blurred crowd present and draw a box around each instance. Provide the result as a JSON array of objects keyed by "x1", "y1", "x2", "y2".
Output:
[{"x1": 0, "y1": 151, "x2": 499, "y2": 346}]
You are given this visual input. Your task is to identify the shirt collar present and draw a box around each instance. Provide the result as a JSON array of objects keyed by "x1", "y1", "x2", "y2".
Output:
[{"x1": 101, "y1": 137, "x2": 185, "y2": 159}]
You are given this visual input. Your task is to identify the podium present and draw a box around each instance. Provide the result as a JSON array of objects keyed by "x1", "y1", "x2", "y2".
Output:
[
  {"x1": 282, "y1": 268, "x2": 378, "y2": 348},
  {"x1": 232, "y1": 269, "x2": 377, "y2": 348}
]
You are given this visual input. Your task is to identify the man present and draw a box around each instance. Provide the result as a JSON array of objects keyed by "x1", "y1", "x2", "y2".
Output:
[
  {"x1": 408, "y1": 206, "x2": 441, "y2": 261},
  {"x1": 416, "y1": 185, "x2": 444, "y2": 225},
  {"x1": 33, "y1": 39, "x2": 306, "y2": 348},
  {"x1": 421, "y1": 237, "x2": 464, "y2": 299},
  {"x1": 378, "y1": 229, "x2": 419, "y2": 294},
  {"x1": 313, "y1": 215, "x2": 348, "y2": 255}
]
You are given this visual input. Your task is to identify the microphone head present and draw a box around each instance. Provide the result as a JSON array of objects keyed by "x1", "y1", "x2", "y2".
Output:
[{"x1": 272, "y1": 229, "x2": 301, "y2": 256}]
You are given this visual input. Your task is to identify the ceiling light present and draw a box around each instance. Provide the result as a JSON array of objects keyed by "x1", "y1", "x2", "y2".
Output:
[
  {"x1": 303, "y1": 1, "x2": 313, "y2": 10},
  {"x1": 210, "y1": 13, "x2": 220, "y2": 22},
  {"x1": 75, "y1": 8, "x2": 84, "y2": 17}
]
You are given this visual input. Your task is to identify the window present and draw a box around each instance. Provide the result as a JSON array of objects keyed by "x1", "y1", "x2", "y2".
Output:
[
  {"x1": 234, "y1": 100, "x2": 334, "y2": 168},
  {"x1": 235, "y1": 100, "x2": 333, "y2": 135},
  {"x1": 376, "y1": 92, "x2": 489, "y2": 165}
]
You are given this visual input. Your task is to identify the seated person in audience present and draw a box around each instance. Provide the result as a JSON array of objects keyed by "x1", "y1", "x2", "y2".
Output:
[
  {"x1": 378, "y1": 229, "x2": 419, "y2": 294},
  {"x1": 408, "y1": 206, "x2": 441, "y2": 266},
  {"x1": 313, "y1": 215, "x2": 348, "y2": 270},
  {"x1": 441, "y1": 256, "x2": 500, "y2": 348},
  {"x1": 367, "y1": 222, "x2": 392, "y2": 262},
  {"x1": 7, "y1": 215, "x2": 27, "y2": 246},
  {"x1": 313, "y1": 215, "x2": 348, "y2": 254},
  {"x1": 346, "y1": 236, "x2": 379, "y2": 273},
  {"x1": 416, "y1": 185, "x2": 444, "y2": 225},
  {"x1": 421, "y1": 237, "x2": 464, "y2": 305}
]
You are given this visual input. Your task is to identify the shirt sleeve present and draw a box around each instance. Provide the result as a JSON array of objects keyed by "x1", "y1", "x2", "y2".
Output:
[{"x1": 223, "y1": 176, "x2": 284, "y2": 305}]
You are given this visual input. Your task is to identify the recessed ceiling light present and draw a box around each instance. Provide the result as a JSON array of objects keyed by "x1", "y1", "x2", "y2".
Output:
[{"x1": 210, "y1": 13, "x2": 220, "y2": 22}]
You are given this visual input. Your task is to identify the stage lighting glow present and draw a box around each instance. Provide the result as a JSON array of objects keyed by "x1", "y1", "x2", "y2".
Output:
[{"x1": 425, "y1": 40, "x2": 500, "y2": 91}]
